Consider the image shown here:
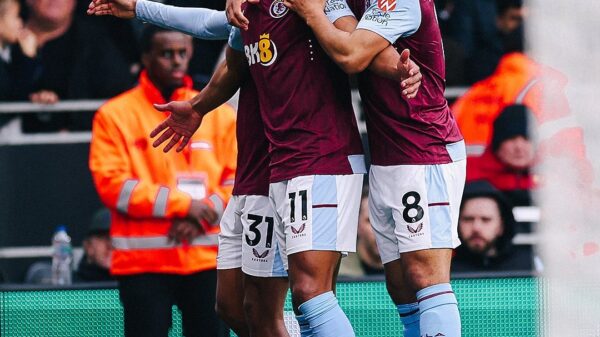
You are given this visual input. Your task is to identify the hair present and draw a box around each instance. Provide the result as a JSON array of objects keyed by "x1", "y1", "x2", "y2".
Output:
[
  {"x1": 139, "y1": 25, "x2": 177, "y2": 53},
  {"x1": 0, "y1": 0, "x2": 18, "y2": 17},
  {"x1": 496, "y1": 0, "x2": 523, "y2": 16}
]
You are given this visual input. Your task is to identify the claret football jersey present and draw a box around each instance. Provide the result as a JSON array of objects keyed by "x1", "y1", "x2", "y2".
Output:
[
  {"x1": 231, "y1": 0, "x2": 365, "y2": 182},
  {"x1": 330, "y1": 0, "x2": 464, "y2": 166}
]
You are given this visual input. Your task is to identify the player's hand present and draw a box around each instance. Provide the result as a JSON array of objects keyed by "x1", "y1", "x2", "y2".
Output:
[
  {"x1": 169, "y1": 218, "x2": 202, "y2": 244},
  {"x1": 397, "y1": 49, "x2": 422, "y2": 99},
  {"x1": 87, "y1": 0, "x2": 137, "y2": 19},
  {"x1": 282, "y1": 0, "x2": 326, "y2": 20},
  {"x1": 150, "y1": 100, "x2": 204, "y2": 153},
  {"x1": 29, "y1": 90, "x2": 59, "y2": 104},
  {"x1": 226, "y1": 0, "x2": 259, "y2": 31}
]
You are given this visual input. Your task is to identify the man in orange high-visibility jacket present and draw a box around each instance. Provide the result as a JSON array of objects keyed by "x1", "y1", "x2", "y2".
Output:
[
  {"x1": 452, "y1": 52, "x2": 593, "y2": 186},
  {"x1": 89, "y1": 26, "x2": 237, "y2": 337}
]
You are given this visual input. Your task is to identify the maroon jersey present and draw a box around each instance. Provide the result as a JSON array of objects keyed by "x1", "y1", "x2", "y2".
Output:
[
  {"x1": 350, "y1": 0, "x2": 463, "y2": 165},
  {"x1": 233, "y1": 80, "x2": 270, "y2": 196},
  {"x1": 238, "y1": 0, "x2": 365, "y2": 182}
]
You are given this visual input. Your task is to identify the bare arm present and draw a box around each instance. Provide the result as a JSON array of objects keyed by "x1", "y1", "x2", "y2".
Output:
[
  {"x1": 150, "y1": 47, "x2": 249, "y2": 152},
  {"x1": 189, "y1": 47, "x2": 248, "y2": 115},
  {"x1": 302, "y1": 9, "x2": 389, "y2": 74},
  {"x1": 333, "y1": 16, "x2": 422, "y2": 97}
]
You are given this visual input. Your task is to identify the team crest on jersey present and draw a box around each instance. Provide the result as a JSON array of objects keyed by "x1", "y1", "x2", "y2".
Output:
[
  {"x1": 244, "y1": 33, "x2": 278, "y2": 67},
  {"x1": 270, "y1": 0, "x2": 289, "y2": 18},
  {"x1": 377, "y1": 0, "x2": 396, "y2": 11}
]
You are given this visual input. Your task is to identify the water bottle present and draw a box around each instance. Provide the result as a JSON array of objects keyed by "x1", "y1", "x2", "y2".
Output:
[{"x1": 51, "y1": 225, "x2": 73, "y2": 285}]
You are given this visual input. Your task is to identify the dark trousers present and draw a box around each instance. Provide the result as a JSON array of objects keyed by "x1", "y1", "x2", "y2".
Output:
[{"x1": 117, "y1": 270, "x2": 225, "y2": 337}]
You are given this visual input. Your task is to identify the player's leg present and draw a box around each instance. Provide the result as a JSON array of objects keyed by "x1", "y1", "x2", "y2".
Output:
[
  {"x1": 243, "y1": 275, "x2": 289, "y2": 336},
  {"x1": 402, "y1": 249, "x2": 458, "y2": 337},
  {"x1": 405, "y1": 159, "x2": 465, "y2": 337},
  {"x1": 216, "y1": 269, "x2": 248, "y2": 336},
  {"x1": 368, "y1": 173, "x2": 421, "y2": 337},
  {"x1": 117, "y1": 274, "x2": 175, "y2": 337},
  {"x1": 382, "y1": 260, "x2": 420, "y2": 337},
  {"x1": 215, "y1": 196, "x2": 250, "y2": 337},
  {"x1": 370, "y1": 158, "x2": 466, "y2": 337},
  {"x1": 239, "y1": 195, "x2": 290, "y2": 337},
  {"x1": 275, "y1": 174, "x2": 363, "y2": 336}
]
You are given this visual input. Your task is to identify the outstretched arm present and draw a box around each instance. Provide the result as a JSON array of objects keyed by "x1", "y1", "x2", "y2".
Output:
[
  {"x1": 150, "y1": 43, "x2": 249, "y2": 153},
  {"x1": 88, "y1": 0, "x2": 231, "y2": 40}
]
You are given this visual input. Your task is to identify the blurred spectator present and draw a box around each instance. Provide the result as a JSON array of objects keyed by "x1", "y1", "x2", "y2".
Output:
[
  {"x1": 24, "y1": 208, "x2": 114, "y2": 284},
  {"x1": 89, "y1": 26, "x2": 236, "y2": 337},
  {"x1": 74, "y1": 208, "x2": 113, "y2": 282},
  {"x1": 165, "y1": 0, "x2": 226, "y2": 89},
  {"x1": 452, "y1": 180, "x2": 541, "y2": 273},
  {"x1": 453, "y1": 52, "x2": 594, "y2": 187},
  {"x1": 339, "y1": 187, "x2": 384, "y2": 277},
  {"x1": 0, "y1": 0, "x2": 31, "y2": 128},
  {"x1": 448, "y1": 0, "x2": 525, "y2": 84},
  {"x1": 466, "y1": 105, "x2": 536, "y2": 205},
  {"x1": 433, "y1": 0, "x2": 467, "y2": 86},
  {"x1": 9, "y1": 0, "x2": 138, "y2": 132},
  {"x1": 0, "y1": 0, "x2": 32, "y2": 101}
]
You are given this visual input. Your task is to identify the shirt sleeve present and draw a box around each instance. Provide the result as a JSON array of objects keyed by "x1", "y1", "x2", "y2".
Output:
[
  {"x1": 227, "y1": 27, "x2": 244, "y2": 52},
  {"x1": 325, "y1": 0, "x2": 356, "y2": 23},
  {"x1": 135, "y1": 0, "x2": 231, "y2": 40},
  {"x1": 356, "y1": 0, "x2": 421, "y2": 44}
]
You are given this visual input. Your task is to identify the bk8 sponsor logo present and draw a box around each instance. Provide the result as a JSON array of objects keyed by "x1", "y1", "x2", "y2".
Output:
[{"x1": 244, "y1": 33, "x2": 278, "y2": 67}]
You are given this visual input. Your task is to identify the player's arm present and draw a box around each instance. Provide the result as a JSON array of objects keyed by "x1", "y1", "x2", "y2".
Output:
[
  {"x1": 150, "y1": 30, "x2": 249, "y2": 152},
  {"x1": 285, "y1": 0, "x2": 420, "y2": 74},
  {"x1": 88, "y1": 0, "x2": 231, "y2": 40},
  {"x1": 332, "y1": 15, "x2": 421, "y2": 97}
]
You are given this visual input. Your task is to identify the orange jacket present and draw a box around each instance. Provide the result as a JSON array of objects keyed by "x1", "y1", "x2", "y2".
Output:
[
  {"x1": 89, "y1": 71, "x2": 237, "y2": 275},
  {"x1": 452, "y1": 52, "x2": 593, "y2": 185}
]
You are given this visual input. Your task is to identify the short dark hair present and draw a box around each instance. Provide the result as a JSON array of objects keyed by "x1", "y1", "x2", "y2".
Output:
[
  {"x1": 139, "y1": 25, "x2": 176, "y2": 53},
  {"x1": 496, "y1": 0, "x2": 522, "y2": 16}
]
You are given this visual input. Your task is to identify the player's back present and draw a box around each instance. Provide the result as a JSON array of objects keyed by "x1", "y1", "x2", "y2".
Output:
[
  {"x1": 350, "y1": 0, "x2": 463, "y2": 166},
  {"x1": 238, "y1": 0, "x2": 365, "y2": 182}
]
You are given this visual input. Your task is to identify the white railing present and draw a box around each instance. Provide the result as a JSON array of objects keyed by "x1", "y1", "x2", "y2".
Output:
[{"x1": 0, "y1": 87, "x2": 470, "y2": 145}]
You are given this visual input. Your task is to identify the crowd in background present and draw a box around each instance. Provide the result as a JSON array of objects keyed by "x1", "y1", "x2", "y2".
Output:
[{"x1": 2, "y1": 0, "x2": 584, "y2": 280}]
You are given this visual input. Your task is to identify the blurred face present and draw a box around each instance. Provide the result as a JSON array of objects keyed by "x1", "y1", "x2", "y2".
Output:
[
  {"x1": 143, "y1": 31, "x2": 192, "y2": 92},
  {"x1": 27, "y1": 0, "x2": 75, "y2": 26},
  {"x1": 459, "y1": 197, "x2": 504, "y2": 254},
  {"x1": 83, "y1": 233, "x2": 113, "y2": 270},
  {"x1": 497, "y1": 7, "x2": 525, "y2": 34},
  {"x1": 495, "y1": 135, "x2": 535, "y2": 170},
  {"x1": 0, "y1": 1, "x2": 23, "y2": 44}
]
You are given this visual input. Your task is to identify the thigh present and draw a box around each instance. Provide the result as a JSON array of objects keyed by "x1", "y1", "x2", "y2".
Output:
[
  {"x1": 241, "y1": 195, "x2": 288, "y2": 278},
  {"x1": 217, "y1": 195, "x2": 244, "y2": 270},
  {"x1": 175, "y1": 270, "x2": 221, "y2": 337},
  {"x1": 118, "y1": 274, "x2": 174, "y2": 337},
  {"x1": 274, "y1": 174, "x2": 363, "y2": 256},
  {"x1": 369, "y1": 163, "x2": 464, "y2": 262}
]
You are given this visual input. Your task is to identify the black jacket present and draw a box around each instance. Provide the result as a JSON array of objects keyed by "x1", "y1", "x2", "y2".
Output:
[{"x1": 452, "y1": 180, "x2": 536, "y2": 273}]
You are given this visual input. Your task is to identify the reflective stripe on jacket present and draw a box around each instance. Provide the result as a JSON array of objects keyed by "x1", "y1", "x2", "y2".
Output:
[{"x1": 90, "y1": 71, "x2": 237, "y2": 275}]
